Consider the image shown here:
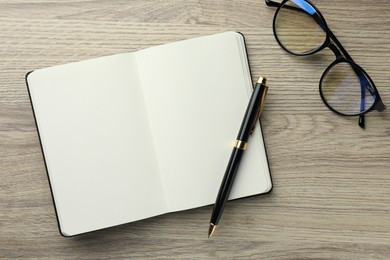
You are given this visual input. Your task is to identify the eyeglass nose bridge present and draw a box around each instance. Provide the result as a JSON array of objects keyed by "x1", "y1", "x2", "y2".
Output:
[{"x1": 328, "y1": 43, "x2": 343, "y2": 59}]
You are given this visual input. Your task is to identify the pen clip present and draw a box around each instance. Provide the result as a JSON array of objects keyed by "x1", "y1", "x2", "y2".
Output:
[{"x1": 250, "y1": 80, "x2": 268, "y2": 135}]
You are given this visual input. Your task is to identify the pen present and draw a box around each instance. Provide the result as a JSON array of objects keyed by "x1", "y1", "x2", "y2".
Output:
[{"x1": 208, "y1": 77, "x2": 268, "y2": 238}]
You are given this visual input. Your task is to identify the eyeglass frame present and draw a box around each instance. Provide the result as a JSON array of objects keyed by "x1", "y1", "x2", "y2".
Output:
[{"x1": 265, "y1": 0, "x2": 386, "y2": 129}]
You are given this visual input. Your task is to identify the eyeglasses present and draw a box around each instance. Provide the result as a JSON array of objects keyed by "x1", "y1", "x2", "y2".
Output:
[{"x1": 266, "y1": 0, "x2": 386, "y2": 128}]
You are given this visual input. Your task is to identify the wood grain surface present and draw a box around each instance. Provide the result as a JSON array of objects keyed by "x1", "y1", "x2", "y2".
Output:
[{"x1": 1, "y1": 0, "x2": 390, "y2": 259}]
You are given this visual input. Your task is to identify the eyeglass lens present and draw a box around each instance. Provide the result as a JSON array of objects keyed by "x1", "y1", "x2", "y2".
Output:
[
  {"x1": 274, "y1": 0, "x2": 326, "y2": 55},
  {"x1": 321, "y1": 62, "x2": 376, "y2": 115}
]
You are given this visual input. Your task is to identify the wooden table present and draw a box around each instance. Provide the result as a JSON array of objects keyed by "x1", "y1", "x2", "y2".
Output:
[{"x1": 1, "y1": 0, "x2": 389, "y2": 258}]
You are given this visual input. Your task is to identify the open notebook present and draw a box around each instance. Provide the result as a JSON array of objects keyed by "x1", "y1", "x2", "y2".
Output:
[{"x1": 26, "y1": 32, "x2": 272, "y2": 237}]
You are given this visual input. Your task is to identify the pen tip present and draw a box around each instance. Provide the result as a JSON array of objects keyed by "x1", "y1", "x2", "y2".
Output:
[
  {"x1": 208, "y1": 223, "x2": 217, "y2": 238},
  {"x1": 257, "y1": 77, "x2": 267, "y2": 85}
]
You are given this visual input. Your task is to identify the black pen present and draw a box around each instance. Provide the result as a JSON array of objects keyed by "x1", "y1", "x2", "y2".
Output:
[{"x1": 208, "y1": 77, "x2": 268, "y2": 238}]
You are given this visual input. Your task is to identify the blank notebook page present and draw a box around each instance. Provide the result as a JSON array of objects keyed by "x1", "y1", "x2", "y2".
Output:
[
  {"x1": 27, "y1": 54, "x2": 167, "y2": 236},
  {"x1": 136, "y1": 32, "x2": 272, "y2": 212}
]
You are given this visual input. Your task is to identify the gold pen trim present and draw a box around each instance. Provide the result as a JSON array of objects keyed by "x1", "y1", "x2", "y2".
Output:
[{"x1": 234, "y1": 140, "x2": 247, "y2": 150}]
